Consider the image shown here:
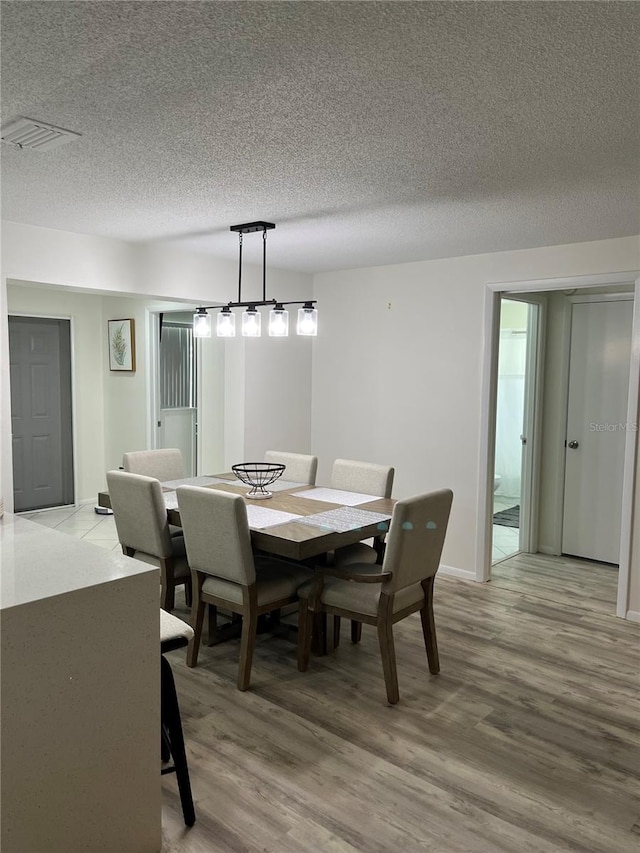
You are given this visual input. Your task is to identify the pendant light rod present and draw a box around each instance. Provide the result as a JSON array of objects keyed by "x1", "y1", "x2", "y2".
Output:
[
  {"x1": 237, "y1": 231, "x2": 243, "y2": 303},
  {"x1": 263, "y1": 227, "x2": 267, "y2": 302},
  {"x1": 229, "y1": 221, "x2": 276, "y2": 304}
]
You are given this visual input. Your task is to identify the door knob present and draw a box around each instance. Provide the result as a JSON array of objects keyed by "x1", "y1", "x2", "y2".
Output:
[{"x1": 568, "y1": 440, "x2": 579, "y2": 449}]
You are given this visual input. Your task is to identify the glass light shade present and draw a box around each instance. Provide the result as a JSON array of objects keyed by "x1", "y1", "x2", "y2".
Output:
[
  {"x1": 269, "y1": 306, "x2": 289, "y2": 337},
  {"x1": 193, "y1": 310, "x2": 212, "y2": 338},
  {"x1": 216, "y1": 308, "x2": 236, "y2": 337},
  {"x1": 242, "y1": 307, "x2": 261, "y2": 337},
  {"x1": 297, "y1": 305, "x2": 318, "y2": 336}
]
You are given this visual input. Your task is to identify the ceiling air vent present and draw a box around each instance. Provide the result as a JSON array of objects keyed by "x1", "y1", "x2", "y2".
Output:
[{"x1": 0, "y1": 117, "x2": 81, "y2": 152}]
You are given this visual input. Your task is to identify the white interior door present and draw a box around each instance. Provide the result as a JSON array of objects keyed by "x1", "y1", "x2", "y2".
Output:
[{"x1": 562, "y1": 298, "x2": 633, "y2": 564}]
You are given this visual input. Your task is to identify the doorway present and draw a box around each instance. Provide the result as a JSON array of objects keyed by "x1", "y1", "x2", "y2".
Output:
[
  {"x1": 492, "y1": 296, "x2": 544, "y2": 564},
  {"x1": 477, "y1": 271, "x2": 640, "y2": 619},
  {"x1": 156, "y1": 313, "x2": 197, "y2": 476},
  {"x1": 9, "y1": 315, "x2": 74, "y2": 511}
]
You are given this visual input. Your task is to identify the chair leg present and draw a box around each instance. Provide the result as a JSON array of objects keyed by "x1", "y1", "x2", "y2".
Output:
[
  {"x1": 160, "y1": 557, "x2": 175, "y2": 612},
  {"x1": 333, "y1": 615, "x2": 341, "y2": 647},
  {"x1": 161, "y1": 656, "x2": 196, "y2": 827},
  {"x1": 297, "y1": 597, "x2": 313, "y2": 672},
  {"x1": 187, "y1": 593, "x2": 204, "y2": 667},
  {"x1": 420, "y1": 576, "x2": 440, "y2": 674},
  {"x1": 351, "y1": 620, "x2": 362, "y2": 644},
  {"x1": 206, "y1": 604, "x2": 218, "y2": 645},
  {"x1": 237, "y1": 587, "x2": 258, "y2": 691},
  {"x1": 184, "y1": 579, "x2": 193, "y2": 608},
  {"x1": 377, "y1": 598, "x2": 399, "y2": 704}
]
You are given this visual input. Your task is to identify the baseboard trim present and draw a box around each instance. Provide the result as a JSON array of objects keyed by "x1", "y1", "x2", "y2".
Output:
[
  {"x1": 625, "y1": 610, "x2": 640, "y2": 623},
  {"x1": 439, "y1": 565, "x2": 478, "y2": 582}
]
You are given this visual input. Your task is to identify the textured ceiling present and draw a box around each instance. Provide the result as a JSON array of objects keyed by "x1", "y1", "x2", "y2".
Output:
[{"x1": 1, "y1": 1, "x2": 638, "y2": 274}]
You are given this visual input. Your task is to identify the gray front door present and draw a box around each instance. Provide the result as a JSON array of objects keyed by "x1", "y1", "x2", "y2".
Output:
[{"x1": 9, "y1": 316, "x2": 74, "y2": 511}]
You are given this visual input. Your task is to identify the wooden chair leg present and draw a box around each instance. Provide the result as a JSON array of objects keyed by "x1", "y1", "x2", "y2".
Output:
[
  {"x1": 237, "y1": 587, "x2": 258, "y2": 691},
  {"x1": 351, "y1": 620, "x2": 362, "y2": 644},
  {"x1": 206, "y1": 604, "x2": 218, "y2": 645},
  {"x1": 160, "y1": 557, "x2": 175, "y2": 612},
  {"x1": 184, "y1": 579, "x2": 192, "y2": 608},
  {"x1": 377, "y1": 597, "x2": 399, "y2": 704},
  {"x1": 186, "y1": 576, "x2": 206, "y2": 668},
  {"x1": 333, "y1": 615, "x2": 341, "y2": 647},
  {"x1": 297, "y1": 597, "x2": 313, "y2": 672},
  {"x1": 420, "y1": 575, "x2": 440, "y2": 674}
]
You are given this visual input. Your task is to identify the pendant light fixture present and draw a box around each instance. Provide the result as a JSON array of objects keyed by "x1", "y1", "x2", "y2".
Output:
[{"x1": 193, "y1": 222, "x2": 318, "y2": 338}]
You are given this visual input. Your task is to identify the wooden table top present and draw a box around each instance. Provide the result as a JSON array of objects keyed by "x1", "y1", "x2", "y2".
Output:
[{"x1": 99, "y1": 474, "x2": 394, "y2": 562}]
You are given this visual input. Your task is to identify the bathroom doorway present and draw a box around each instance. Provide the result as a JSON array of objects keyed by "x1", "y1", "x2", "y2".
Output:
[{"x1": 492, "y1": 297, "x2": 543, "y2": 563}]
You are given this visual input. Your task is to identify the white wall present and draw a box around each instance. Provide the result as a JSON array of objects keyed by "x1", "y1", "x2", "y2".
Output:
[
  {"x1": 311, "y1": 236, "x2": 640, "y2": 598},
  {"x1": 1, "y1": 222, "x2": 314, "y2": 507},
  {"x1": 101, "y1": 295, "x2": 149, "y2": 475}
]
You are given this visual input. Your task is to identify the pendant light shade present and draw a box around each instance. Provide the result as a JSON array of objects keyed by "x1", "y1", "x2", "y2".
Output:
[
  {"x1": 193, "y1": 308, "x2": 212, "y2": 338},
  {"x1": 269, "y1": 304, "x2": 289, "y2": 337},
  {"x1": 242, "y1": 306, "x2": 261, "y2": 337},
  {"x1": 216, "y1": 306, "x2": 236, "y2": 337},
  {"x1": 297, "y1": 302, "x2": 318, "y2": 336}
]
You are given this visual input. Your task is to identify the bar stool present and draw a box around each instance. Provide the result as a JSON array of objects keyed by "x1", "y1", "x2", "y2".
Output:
[{"x1": 160, "y1": 610, "x2": 196, "y2": 827}]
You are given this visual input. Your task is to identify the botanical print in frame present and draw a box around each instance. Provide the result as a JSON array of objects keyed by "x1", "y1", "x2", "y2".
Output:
[{"x1": 108, "y1": 319, "x2": 136, "y2": 371}]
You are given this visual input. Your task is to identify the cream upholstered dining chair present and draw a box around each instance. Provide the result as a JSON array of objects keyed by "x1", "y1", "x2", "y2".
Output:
[
  {"x1": 106, "y1": 470, "x2": 192, "y2": 612},
  {"x1": 176, "y1": 485, "x2": 313, "y2": 691},
  {"x1": 330, "y1": 458, "x2": 395, "y2": 567},
  {"x1": 122, "y1": 448, "x2": 184, "y2": 481},
  {"x1": 297, "y1": 489, "x2": 453, "y2": 705},
  {"x1": 264, "y1": 450, "x2": 318, "y2": 485}
]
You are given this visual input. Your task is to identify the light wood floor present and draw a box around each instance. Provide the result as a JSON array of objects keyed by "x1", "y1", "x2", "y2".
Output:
[{"x1": 162, "y1": 553, "x2": 640, "y2": 852}]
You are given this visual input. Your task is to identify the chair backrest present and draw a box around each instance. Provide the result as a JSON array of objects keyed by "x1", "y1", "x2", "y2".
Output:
[
  {"x1": 122, "y1": 448, "x2": 184, "y2": 481},
  {"x1": 176, "y1": 486, "x2": 256, "y2": 585},
  {"x1": 264, "y1": 451, "x2": 318, "y2": 485},
  {"x1": 106, "y1": 470, "x2": 173, "y2": 558},
  {"x1": 382, "y1": 489, "x2": 453, "y2": 593},
  {"x1": 330, "y1": 458, "x2": 394, "y2": 498}
]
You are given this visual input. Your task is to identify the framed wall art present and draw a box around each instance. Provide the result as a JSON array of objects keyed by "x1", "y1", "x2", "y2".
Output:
[{"x1": 108, "y1": 318, "x2": 136, "y2": 371}]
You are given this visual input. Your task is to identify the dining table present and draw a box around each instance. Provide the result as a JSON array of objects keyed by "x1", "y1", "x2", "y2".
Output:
[
  {"x1": 98, "y1": 472, "x2": 395, "y2": 654},
  {"x1": 98, "y1": 472, "x2": 395, "y2": 563}
]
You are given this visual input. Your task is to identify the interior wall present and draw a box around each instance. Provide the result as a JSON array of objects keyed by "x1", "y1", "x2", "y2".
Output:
[
  {"x1": 102, "y1": 294, "x2": 158, "y2": 480},
  {"x1": 198, "y1": 332, "x2": 226, "y2": 474},
  {"x1": 311, "y1": 235, "x2": 640, "y2": 587},
  {"x1": 0, "y1": 221, "x2": 314, "y2": 507},
  {"x1": 244, "y1": 330, "x2": 314, "y2": 463}
]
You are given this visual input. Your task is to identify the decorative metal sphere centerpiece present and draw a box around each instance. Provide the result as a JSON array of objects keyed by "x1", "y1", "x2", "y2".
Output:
[{"x1": 232, "y1": 462, "x2": 285, "y2": 499}]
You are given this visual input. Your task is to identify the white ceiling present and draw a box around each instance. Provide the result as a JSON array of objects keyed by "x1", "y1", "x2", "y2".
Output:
[{"x1": 1, "y1": 1, "x2": 638, "y2": 274}]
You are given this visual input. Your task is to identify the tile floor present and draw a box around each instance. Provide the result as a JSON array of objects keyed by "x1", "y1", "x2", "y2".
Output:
[
  {"x1": 20, "y1": 498, "x2": 521, "y2": 566},
  {"x1": 19, "y1": 502, "x2": 122, "y2": 551},
  {"x1": 492, "y1": 494, "x2": 520, "y2": 563}
]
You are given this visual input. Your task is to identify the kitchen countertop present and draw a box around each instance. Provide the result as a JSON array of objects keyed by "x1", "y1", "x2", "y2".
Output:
[{"x1": 0, "y1": 513, "x2": 153, "y2": 610}]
